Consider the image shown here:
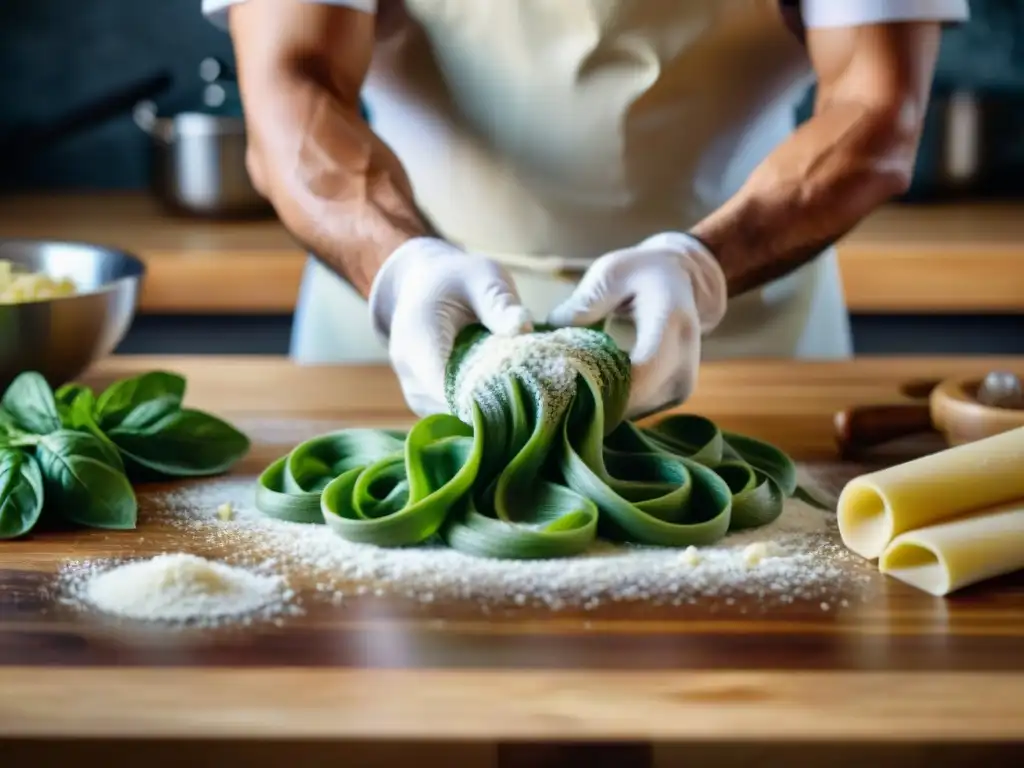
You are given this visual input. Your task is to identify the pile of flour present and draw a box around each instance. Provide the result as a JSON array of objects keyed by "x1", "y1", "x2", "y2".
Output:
[
  {"x1": 60, "y1": 553, "x2": 296, "y2": 627},
  {"x1": 136, "y1": 468, "x2": 874, "y2": 613}
]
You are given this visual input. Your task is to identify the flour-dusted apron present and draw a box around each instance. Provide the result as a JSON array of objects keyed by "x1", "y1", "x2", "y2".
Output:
[{"x1": 291, "y1": 0, "x2": 853, "y2": 363}]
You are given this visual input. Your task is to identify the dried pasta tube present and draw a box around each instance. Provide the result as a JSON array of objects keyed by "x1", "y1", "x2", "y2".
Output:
[
  {"x1": 879, "y1": 502, "x2": 1024, "y2": 596},
  {"x1": 837, "y1": 426, "x2": 1024, "y2": 559}
]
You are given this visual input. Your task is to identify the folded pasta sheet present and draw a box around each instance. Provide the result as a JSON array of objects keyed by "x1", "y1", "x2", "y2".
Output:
[
  {"x1": 837, "y1": 426, "x2": 1024, "y2": 559},
  {"x1": 879, "y1": 503, "x2": 1024, "y2": 596}
]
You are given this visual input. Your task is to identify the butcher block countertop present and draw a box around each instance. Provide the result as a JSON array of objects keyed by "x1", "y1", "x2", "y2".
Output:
[
  {"x1": 2, "y1": 193, "x2": 1024, "y2": 315},
  {"x1": 2, "y1": 353, "x2": 1023, "y2": 758}
]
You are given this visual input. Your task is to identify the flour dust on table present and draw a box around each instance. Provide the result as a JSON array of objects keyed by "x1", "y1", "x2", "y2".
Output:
[
  {"x1": 143, "y1": 468, "x2": 877, "y2": 612},
  {"x1": 59, "y1": 552, "x2": 297, "y2": 627},
  {"x1": 257, "y1": 325, "x2": 814, "y2": 560}
]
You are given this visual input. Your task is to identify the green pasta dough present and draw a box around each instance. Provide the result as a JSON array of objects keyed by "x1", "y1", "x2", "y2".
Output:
[{"x1": 255, "y1": 323, "x2": 800, "y2": 559}]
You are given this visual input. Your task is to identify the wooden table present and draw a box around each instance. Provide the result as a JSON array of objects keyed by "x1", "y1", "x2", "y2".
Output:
[
  {"x1": 3, "y1": 193, "x2": 1024, "y2": 315},
  {"x1": 1, "y1": 356, "x2": 1022, "y2": 766}
]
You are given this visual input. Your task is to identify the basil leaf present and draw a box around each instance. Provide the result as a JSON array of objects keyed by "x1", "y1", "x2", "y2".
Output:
[
  {"x1": 0, "y1": 408, "x2": 18, "y2": 434},
  {"x1": 35, "y1": 443, "x2": 136, "y2": 530},
  {"x1": 1, "y1": 372, "x2": 61, "y2": 434},
  {"x1": 39, "y1": 429, "x2": 124, "y2": 472},
  {"x1": 0, "y1": 449, "x2": 44, "y2": 539},
  {"x1": 110, "y1": 408, "x2": 250, "y2": 477},
  {"x1": 117, "y1": 395, "x2": 182, "y2": 431},
  {"x1": 66, "y1": 387, "x2": 98, "y2": 429},
  {"x1": 55, "y1": 383, "x2": 87, "y2": 400},
  {"x1": 96, "y1": 371, "x2": 186, "y2": 429},
  {"x1": 58, "y1": 389, "x2": 124, "y2": 469},
  {"x1": 55, "y1": 383, "x2": 90, "y2": 416}
]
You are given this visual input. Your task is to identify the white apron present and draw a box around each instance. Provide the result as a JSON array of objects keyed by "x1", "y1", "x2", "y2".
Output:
[{"x1": 291, "y1": 0, "x2": 853, "y2": 364}]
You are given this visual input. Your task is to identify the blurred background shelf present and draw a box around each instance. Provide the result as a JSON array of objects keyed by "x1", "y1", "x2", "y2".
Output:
[
  {"x1": 0, "y1": 193, "x2": 300, "y2": 314},
  {"x1": 3, "y1": 0, "x2": 1024, "y2": 356},
  {"x1": 2, "y1": 192, "x2": 1022, "y2": 316}
]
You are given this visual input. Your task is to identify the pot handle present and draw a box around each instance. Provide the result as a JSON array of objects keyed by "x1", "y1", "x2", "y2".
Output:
[{"x1": 133, "y1": 100, "x2": 174, "y2": 143}]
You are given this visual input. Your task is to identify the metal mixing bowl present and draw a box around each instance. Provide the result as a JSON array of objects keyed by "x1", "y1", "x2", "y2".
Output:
[{"x1": 0, "y1": 240, "x2": 145, "y2": 391}]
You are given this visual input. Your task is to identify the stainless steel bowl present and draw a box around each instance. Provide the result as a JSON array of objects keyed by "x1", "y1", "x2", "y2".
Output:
[{"x1": 0, "y1": 240, "x2": 145, "y2": 391}]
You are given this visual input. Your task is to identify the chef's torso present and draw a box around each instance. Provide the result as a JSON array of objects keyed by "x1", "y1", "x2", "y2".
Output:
[
  {"x1": 207, "y1": 0, "x2": 863, "y2": 362},
  {"x1": 297, "y1": 0, "x2": 850, "y2": 362},
  {"x1": 365, "y1": 0, "x2": 814, "y2": 261}
]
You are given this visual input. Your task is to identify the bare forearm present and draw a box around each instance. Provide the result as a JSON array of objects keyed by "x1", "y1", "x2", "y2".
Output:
[
  {"x1": 231, "y1": 2, "x2": 432, "y2": 297},
  {"x1": 692, "y1": 21, "x2": 941, "y2": 298},
  {"x1": 246, "y1": 75, "x2": 432, "y2": 296},
  {"x1": 691, "y1": 100, "x2": 917, "y2": 297}
]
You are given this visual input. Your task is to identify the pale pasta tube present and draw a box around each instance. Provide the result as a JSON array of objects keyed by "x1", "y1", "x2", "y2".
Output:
[
  {"x1": 837, "y1": 426, "x2": 1024, "y2": 559},
  {"x1": 879, "y1": 503, "x2": 1024, "y2": 596}
]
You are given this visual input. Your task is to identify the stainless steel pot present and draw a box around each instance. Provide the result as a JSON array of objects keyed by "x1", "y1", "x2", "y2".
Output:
[
  {"x1": 899, "y1": 88, "x2": 1024, "y2": 202},
  {"x1": 133, "y1": 100, "x2": 273, "y2": 219}
]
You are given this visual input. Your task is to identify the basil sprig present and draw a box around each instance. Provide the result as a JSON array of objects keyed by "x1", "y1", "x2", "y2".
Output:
[
  {"x1": 0, "y1": 370, "x2": 250, "y2": 539},
  {"x1": 0, "y1": 450, "x2": 44, "y2": 539}
]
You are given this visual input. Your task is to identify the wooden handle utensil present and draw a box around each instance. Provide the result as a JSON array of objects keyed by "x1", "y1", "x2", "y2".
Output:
[{"x1": 834, "y1": 403, "x2": 936, "y2": 458}]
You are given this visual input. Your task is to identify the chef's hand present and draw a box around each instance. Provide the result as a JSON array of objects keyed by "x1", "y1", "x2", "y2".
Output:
[
  {"x1": 369, "y1": 237, "x2": 533, "y2": 417},
  {"x1": 547, "y1": 232, "x2": 727, "y2": 418}
]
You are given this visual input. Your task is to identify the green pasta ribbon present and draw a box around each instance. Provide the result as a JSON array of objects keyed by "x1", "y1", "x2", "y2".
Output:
[{"x1": 255, "y1": 324, "x2": 800, "y2": 559}]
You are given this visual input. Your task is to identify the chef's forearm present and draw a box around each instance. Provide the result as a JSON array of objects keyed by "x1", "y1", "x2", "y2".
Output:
[
  {"x1": 244, "y1": 75, "x2": 432, "y2": 297},
  {"x1": 690, "y1": 99, "x2": 918, "y2": 298},
  {"x1": 691, "y1": 21, "x2": 942, "y2": 299},
  {"x1": 230, "y1": 1, "x2": 433, "y2": 298}
]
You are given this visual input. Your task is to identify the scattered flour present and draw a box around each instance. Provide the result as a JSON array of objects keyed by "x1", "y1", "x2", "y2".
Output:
[
  {"x1": 450, "y1": 327, "x2": 619, "y2": 422},
  {"x1": 135, "y1": 472, "x2": 876, "y2": 612},
  {"x1": 60, "y1": 552, "x2": 294, "y2": 626}
]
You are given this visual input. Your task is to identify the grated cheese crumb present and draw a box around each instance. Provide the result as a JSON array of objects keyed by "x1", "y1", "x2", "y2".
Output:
[
  {"x1": 679, "y1": 546, "x2": 702, "y2": 566},
  {"x1": 742, "y1": 541, "x2": 783, "y2": 568}
]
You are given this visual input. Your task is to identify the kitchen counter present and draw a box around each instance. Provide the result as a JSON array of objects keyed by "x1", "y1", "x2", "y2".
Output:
[
  {"x1": 2, "y1": 193, "x2": 1024, "y2": 315},
  {"x1": 1, "y1": 354, "x2": 1022, "y2": 754}
]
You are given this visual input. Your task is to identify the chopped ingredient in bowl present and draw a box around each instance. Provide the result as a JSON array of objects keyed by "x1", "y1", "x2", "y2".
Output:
[{"x1": 0, "y1": 260, "x2": 77, "y2": 303}]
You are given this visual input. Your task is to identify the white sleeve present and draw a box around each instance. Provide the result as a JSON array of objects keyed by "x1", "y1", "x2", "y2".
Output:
[
  {"x1": 800, "y1": 0, "x2": 969, "y2": 28},
  {"x1": 202, "y1": 0, "x2": 377, "y2": 30}
]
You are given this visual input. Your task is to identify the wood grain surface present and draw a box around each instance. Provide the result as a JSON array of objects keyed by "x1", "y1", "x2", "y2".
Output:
[
  {"x1": 1, "y1": 193, "x2": 1022, "y2": 314},
  {"x1": 1, "y1": 356, "x2": 1023, "y2": 749}
]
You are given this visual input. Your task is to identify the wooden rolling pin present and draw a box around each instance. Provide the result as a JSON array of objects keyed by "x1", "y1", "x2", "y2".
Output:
[
  {"x1": 834, "y1": 403, "x2": 935, "y2": 458},
  {"x1": 834, "y1": 372, "x2": 1024, "y2": 458}
]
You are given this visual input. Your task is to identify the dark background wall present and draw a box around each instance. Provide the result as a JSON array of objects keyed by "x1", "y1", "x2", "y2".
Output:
[
  {"x1": 0, "y1": 0, "x2": 1022, "y2": 191},
  {"x1": 0, "y1": 0, "x2": 233, "y2": 192},
  {"x1": 1, "y1": 0, "x2": 1023, "y2": 357}
]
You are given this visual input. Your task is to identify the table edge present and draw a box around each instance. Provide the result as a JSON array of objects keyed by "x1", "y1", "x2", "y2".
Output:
[{"x1": 2, "y1": 669, "x2": 1021, "y2": 742}]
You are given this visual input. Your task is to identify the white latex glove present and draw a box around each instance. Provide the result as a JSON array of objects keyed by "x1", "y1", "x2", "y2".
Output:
[
  {"x1": 547, "y1": 232, "x2": 727, "y2": 418},
  {"x1": 369, "y1": 237, "x2": 533, "y2": 417}
]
